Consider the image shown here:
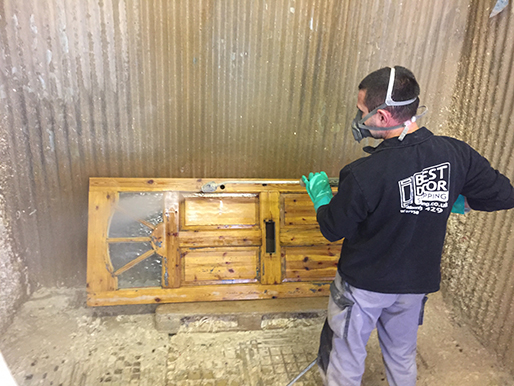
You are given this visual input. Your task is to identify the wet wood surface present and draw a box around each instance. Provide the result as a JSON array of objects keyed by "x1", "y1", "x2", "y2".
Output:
[{"x1": 87, "y1": 178, "x2": 341, "y2": 306}]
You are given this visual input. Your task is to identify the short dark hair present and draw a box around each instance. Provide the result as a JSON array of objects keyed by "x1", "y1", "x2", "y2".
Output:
[{"x1": 358, "y1": 66, "x2": 420, "y2": 121}]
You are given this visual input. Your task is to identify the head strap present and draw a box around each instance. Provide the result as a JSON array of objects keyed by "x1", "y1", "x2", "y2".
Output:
[{"x1": 385, "y1": 67, "x2": 418, "y2": 107}]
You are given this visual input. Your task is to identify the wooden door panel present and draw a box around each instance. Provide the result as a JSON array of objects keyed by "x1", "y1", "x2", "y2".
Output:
[
  {"x1": 283, "y1": 246, "x2": 340, "y2": 282},
  {"x1": 280, "y1": 192, "x2": 339, "y2": 247},
  {"x1": 280, "y1": 227, "x2": 332, "y2": 246},
  {"x1": 178, "y1": 229, "x2": 262, "y2": 248},
  {"x1": 282, "y1": 193, "x2": 317, "y2": 225},
  {"x1": 181, "y1": 194, "x2": 259, "y2": 229},
  {"x1": 87, "y1": 178, "x2": 341, "y2": 306},
  {"x1": 182, "y1": 247, "x2": 260, "y2": 285}
]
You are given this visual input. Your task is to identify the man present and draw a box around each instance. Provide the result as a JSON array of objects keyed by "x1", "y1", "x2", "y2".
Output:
[{"x1": 302, "y1": 66, "x2": 514, "y2": 386}]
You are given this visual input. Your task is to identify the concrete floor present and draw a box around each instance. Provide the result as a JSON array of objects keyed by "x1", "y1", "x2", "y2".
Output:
[{"x1": 1, "y1": 288, "x2": 513, "y2": 386}]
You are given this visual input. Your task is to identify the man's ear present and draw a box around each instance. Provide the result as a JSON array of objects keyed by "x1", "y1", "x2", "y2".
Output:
[{"x1": 376, "y1": 109, "x2": 394, "y2": 125}]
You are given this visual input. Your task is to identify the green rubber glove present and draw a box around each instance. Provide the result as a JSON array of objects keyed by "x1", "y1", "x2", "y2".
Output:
[
  {"x1": 451, "y1": 194, "x2": 470, "y2": 214},
  {"x1": 301, "y1": 172, "x2": 333, "y2": 211}
]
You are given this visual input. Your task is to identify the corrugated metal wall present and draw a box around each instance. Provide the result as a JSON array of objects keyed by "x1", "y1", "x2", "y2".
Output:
[
  {"x1": 0, "y1": 0, "x2": 470, "y2": 288},
  {"x1": 441, "y1": 0, "x2": 514, "y2": 369},
  {"x1": 0, "y1": 193, "x2": 25, "y2": 335}
]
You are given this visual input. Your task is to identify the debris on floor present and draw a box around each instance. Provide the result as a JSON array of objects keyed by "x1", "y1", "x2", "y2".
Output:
[{"x1": 0, "y1": 288, "x2": 513, "y2": 385}]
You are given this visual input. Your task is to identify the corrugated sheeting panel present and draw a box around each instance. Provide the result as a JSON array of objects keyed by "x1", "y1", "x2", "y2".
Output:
[
  {"x1": 0, "y1": 0, "x2": 469, "y2": 287},
  {"x1": 441, "y1": 0, "x2": 514, "y2": 369},
  {"x1": 0, "y1": 194, "x2": 25, "y2": 334}
]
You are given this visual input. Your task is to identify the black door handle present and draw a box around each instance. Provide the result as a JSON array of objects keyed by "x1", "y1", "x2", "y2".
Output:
[{"x1": 265, "y1": 220, "x2": 276, "y2": 254}]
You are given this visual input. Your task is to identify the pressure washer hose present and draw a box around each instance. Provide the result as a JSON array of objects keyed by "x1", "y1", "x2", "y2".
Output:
[{"x1": 286, "y1": 358, "x2": 317, "y2": 386}]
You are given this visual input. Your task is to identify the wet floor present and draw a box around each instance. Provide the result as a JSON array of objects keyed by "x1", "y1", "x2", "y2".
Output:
[{"x1": 1, "y1": 288, "x2": 513, "y2": 386}]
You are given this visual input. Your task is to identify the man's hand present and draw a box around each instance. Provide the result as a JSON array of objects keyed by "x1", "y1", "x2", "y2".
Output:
[{"x1": 301, "y1": 172, "x2": 333, "y2": 211}]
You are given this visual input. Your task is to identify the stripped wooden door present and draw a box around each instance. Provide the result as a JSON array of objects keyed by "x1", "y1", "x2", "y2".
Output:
[{"x1": 87, "y1": 178, "x2": 341, "y2": 306}]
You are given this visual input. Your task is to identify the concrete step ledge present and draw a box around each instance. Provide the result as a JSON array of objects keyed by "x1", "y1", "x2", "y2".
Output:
[{"x1": 155, "y1": 297, "x2": 329, "y2": 334}]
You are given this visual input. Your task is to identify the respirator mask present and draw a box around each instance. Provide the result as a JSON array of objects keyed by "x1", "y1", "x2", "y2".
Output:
[{"x1": 351, "y1": 67, "x2": 427, "y2": 143}]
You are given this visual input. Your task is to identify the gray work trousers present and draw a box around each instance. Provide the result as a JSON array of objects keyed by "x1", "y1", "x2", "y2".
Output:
[{"x1": 318, "y1": 272, "x2": 427, "y2": 386}]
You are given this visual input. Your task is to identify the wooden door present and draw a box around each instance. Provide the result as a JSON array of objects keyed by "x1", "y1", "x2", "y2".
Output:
[{"x1": 87, "y1": 178, "x2": 341, "y2": 306}]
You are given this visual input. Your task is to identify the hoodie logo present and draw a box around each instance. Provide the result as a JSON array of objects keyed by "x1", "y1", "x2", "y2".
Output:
[{"x1": 398, "y1": 162, "x2": 450, "y2": 215}]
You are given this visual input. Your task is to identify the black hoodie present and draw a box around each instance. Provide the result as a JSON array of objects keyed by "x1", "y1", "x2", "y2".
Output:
[{"x1": 317, "y1": 127, "x2": 514, "y2": 294}]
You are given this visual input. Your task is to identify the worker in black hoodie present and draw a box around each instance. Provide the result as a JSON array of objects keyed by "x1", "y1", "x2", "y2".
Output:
[{"x1": 302, "y1": 66, "x2": 514, "y2": 386}]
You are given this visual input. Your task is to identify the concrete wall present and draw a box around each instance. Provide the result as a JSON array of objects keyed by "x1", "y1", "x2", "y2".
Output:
[{"x1": 441, "y1": 0, "x2": 514, "y2": 371}]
